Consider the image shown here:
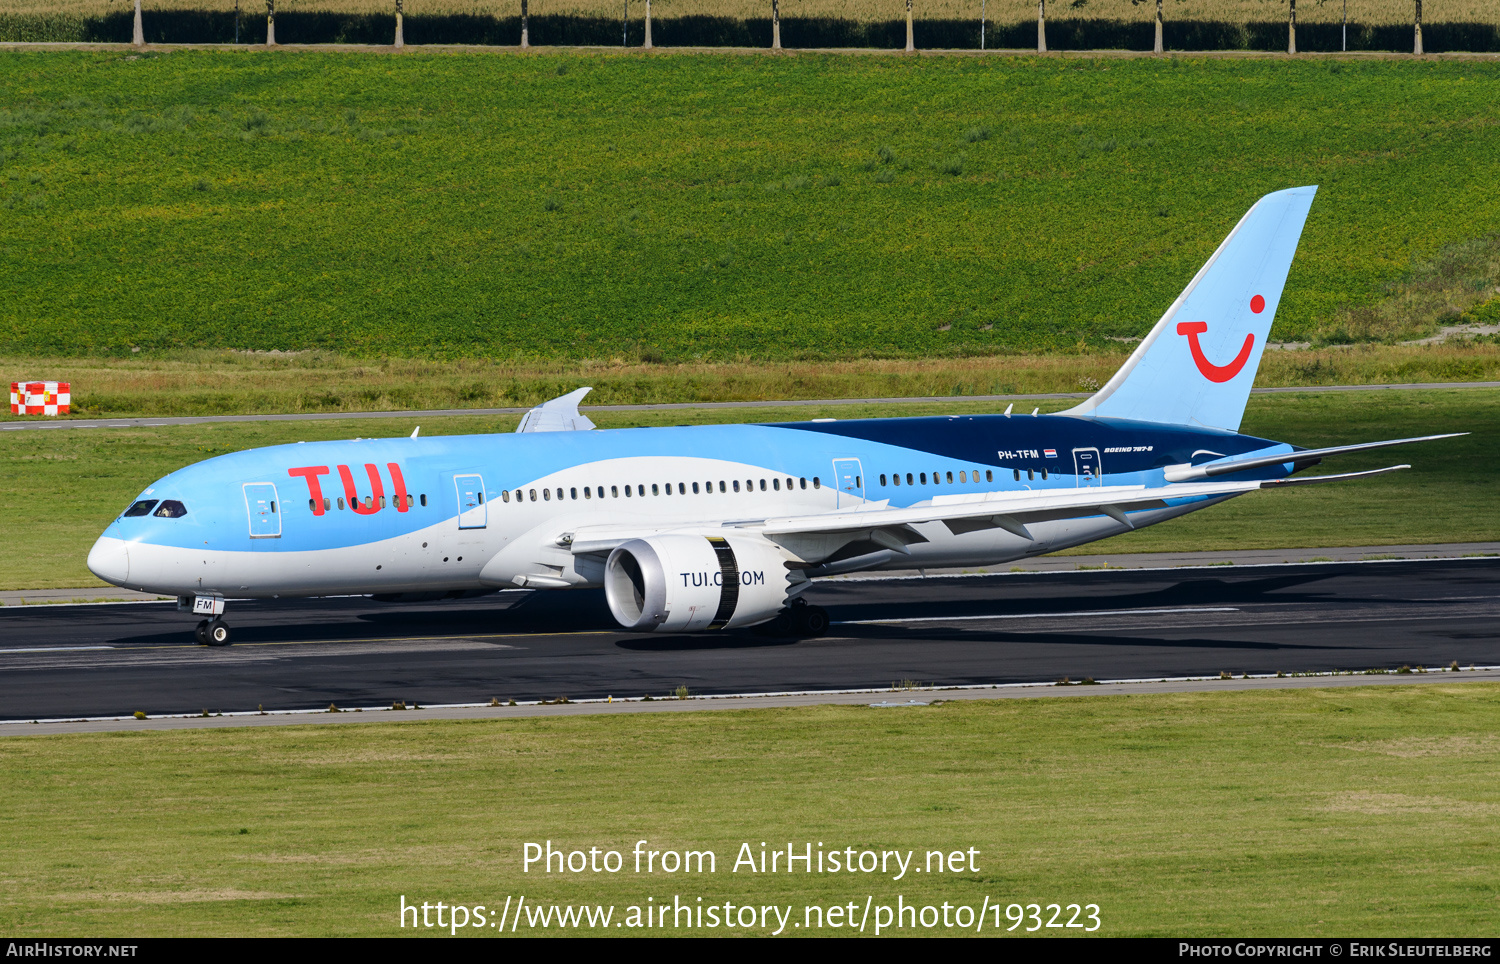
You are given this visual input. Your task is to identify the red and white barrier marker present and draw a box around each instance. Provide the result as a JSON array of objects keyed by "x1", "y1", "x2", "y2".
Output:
[{"x1": 10, "y1": 382, "x2": 71, "y2": 416}]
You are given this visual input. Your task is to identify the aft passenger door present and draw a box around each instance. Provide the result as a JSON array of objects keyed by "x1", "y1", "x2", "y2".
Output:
[
  {"x1": 1072, "y1": 448, "x2": 1103, "y2": 487},
  {"x1": 832, "y1": 458, "x2": 864, "y2": 509},
  {"x1": 243, "y1": 482, "x2": 282, "y2": 538},
  {"x1": 454, "y1": 474, "x2": 487, "y2": 529}
]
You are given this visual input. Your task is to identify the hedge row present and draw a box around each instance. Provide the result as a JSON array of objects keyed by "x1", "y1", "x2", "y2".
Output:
[{"x1": 2, "y1": 11, "x2": 1497, "y2": 52}]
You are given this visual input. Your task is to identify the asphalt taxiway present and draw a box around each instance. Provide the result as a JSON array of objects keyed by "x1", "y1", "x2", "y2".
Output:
[{"x1": 1, "y1": 557, "x2": 1496, "y2": 724}]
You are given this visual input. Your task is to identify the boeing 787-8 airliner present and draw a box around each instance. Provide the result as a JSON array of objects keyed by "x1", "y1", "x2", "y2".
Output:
[{"x1": 86, "y1": 186, "x2": 1458, "y2": 645}]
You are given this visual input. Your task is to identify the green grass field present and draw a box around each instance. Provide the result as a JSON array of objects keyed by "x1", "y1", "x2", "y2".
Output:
[
  {"x1": 2, "y1": 684, "x2": 1498, "y2": 935},
  {"x1": 6, "y1": 341, "x2": 1500, "y2": 420},
  {"x1": 2, "y1": 387, "x2": 1494, "y2": 591},
  {"x1": 3, "y1": 52, "x2": 1500, "y2": 362}
]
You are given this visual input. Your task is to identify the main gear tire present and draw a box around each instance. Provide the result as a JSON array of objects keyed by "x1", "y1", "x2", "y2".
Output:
[
  {"x1": 793, "y1": 605, "x2": 830, "y2": 637},
  {"x1": 206, "y1": 619, "x2": 231, "y2": 646}
]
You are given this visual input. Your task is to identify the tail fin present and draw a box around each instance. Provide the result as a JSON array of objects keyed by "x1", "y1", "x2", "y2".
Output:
[{"x1": 1065, "y1": 186, "x2": 1317, "y2": 432}]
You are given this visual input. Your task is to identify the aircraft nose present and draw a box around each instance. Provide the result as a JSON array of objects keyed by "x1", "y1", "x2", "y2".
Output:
[{"x1": 87, "y1": 537, "x2": 130, "y2": 586}]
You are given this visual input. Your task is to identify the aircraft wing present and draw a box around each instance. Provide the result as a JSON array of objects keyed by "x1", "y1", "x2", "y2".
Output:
[
  {"x1": 516, "y1": 387, "x2": 597, "y2": 433},
  {"x1": 566, "y1": 465, "x2": 1408, "y2": 560}
]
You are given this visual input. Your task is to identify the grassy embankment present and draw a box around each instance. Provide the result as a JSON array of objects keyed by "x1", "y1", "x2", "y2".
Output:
[
  {"x1": 2, "y1": 387, "x2": 1494, "y2": 591},
  {"x1": 6, "y1": 340, "x2": 1500, "y2": 420},
  {"x1": 3, "y1": 53, "x2": 1500, "y2": 362},
  {"x1": 2, "y1": 684, "x2": 1498, "y2": 935}
]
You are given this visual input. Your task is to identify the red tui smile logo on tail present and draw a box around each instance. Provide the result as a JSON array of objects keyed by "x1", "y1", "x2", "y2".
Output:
[
  {"x1": 1177, "y1": 322, "x2": 1254, "y2": 382},
  {"x1": 1176, "y1": 294, "x2": 1264, "y2": 383}
]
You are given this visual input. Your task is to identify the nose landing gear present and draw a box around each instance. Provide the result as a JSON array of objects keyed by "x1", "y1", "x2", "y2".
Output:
[{"x1": 195, "y1": 619, "x2": 232, "y2": 646}]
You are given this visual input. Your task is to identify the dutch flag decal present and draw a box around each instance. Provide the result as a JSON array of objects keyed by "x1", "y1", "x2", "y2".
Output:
[{"x1": 1044, "y1": 449, "x2": 1057, "y2": 458}]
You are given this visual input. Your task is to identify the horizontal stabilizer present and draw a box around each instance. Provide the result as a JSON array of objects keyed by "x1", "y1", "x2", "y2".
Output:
[
  {"x1": 1259, "y1": 465, "x2": 1409, "y2": 487},
  {"x1": 1163, "y1": 433, "x2": 1464, "y2": 482}
]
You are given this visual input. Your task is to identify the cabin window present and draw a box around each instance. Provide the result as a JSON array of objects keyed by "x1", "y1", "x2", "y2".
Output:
[
  {"x1": 379, "y1": 496, "x2": 386, "y2": 509},
  {"x1": 543, "y1": 489, "x2": 551, "y2": 501},
  {"x1": 153, "y1": 500, "x2": 188, "y2": 518},
  {"x1": 946, "y1": 471, "x2": 954, "y2": 484},
  {"x1": 773, "y1": 478, "x2": 781, "y2": 491},
  {"x1": 786, "y1": 478, "x2": 794, "y2": 490},
  {"x1": 880, "y1": 474, "x2": 888, "y2": 486},
  {"x1": 1027, "y1": 469, "x2": 1035, "y2": 481},
  {"x1": 530, "y1": 489, "x2": 537, "y2": 502},
  {"x1": 732, "y1": 480, "x2": 740, "y2": 493},
  {"x1": 1041, "y1": 469, "x2": 1048, "y2": 481},
  {"x1": 583, "y1": 487, "x2": 591, "y2": 500},
  {"x1": 502, "y1": 490, "x2": 510, "y2": 503},
  {"x1": 570, "y1": 487, "x2": 578, "y2": 500},
  {"x1": 986, "y1": 470, "x2": 993, "y2": 483},
  {"x1": 692, "y1": 482, "x2": 700, "y2": 494},
  {"x1": 421, "y1": 493, "x2": 428, "y2": 506},
  {"x1": 800, "y1": 478, "x2": 807, "y2": 490},
  {"x1": 123, "y1": 499, "x2": 158, "y2": 517},
  {"x1": 324, "y1": 498, "x2": 331, "y2": 511},
  {"x1": 611, "y1": 486, "x2": 618, "y2": 498},
  {"x1": 920, "y1": 473, "x2": 927, "y2": 484},
  {"x1": 678, "y1": 482, "x2": 686, "y2": 494},
  {"x1": 652, "y1": 484, "x2": 659, "y2": 496},
  {"x1": 308, "y1": 498, "x2": 316, "y2": 511},
  {"x1": 719, "y1": 481, "x2": 726, "y2": 493},
  {"x1": 1013, "y1": 469, "x2": 1020, "y2": 481},
  {"x1": 745, "y1": 479, "x2": 752, "y2": 491},
  {"x1": 478, "y1": 492, "x2": 484, "y2": 504},
  {"x1": 624, "y1": 485, "x2": 631, "y2": 498},
  {"x1": 813, "y1": 477, "x2": 821, "y2": 489},
  {"x1": 338, "y1": 497, "x2": 346, "y2": 510},
  {"x1": 958, "y1": 471, "x2": 966, "y2": 483}
]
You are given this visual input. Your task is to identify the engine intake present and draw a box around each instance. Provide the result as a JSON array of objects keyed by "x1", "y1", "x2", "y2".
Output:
[{"x1": 604, "y1": 535, "x2": 795, "y2": 632}]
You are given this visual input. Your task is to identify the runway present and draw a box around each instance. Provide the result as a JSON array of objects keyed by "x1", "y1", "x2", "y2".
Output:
[{"x1": 1, "y1": 557, "x2": 1496, "y2": 723}]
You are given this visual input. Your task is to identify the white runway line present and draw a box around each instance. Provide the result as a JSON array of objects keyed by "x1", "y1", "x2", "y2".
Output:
[
  {"x1": 0, "y1": 646, "x2": 115, "y2": 654},
  {"x1": 835, "y1": 606, "x2": 1240, "y2": 625}
]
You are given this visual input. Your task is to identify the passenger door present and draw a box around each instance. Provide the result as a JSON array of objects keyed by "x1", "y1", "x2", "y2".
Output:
[
  {"x1": 243, "y1": 482, "x2": 282, "y2": 538},
  {"x1": 1072, "y1": 448, "x2": 1103, "y2": 487},
  {"x1": 832, "y1": 458, "x2": 864, "y2": 509},
  {"x1": 454, "y1": 474, "x2": 487, "y2": 529}
]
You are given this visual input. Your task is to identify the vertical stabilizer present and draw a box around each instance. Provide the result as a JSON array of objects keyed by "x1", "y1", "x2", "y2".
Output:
[{"x1": 1065, "y1": 186, "x2": 1317, "y2": 432}]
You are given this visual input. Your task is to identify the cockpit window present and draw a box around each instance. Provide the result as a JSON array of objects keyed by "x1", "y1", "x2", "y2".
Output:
[
  {"x1": 153, "y1": 500, "x2": 188, "y2": 518},
  {"x1": 123, "y1": 500, "x2": 158, "y2": 517}
]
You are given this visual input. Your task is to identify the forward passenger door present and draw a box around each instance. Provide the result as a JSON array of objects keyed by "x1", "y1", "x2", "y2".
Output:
[{"x1": 455, "y1": 474, "x2": 487, "y2": 529}]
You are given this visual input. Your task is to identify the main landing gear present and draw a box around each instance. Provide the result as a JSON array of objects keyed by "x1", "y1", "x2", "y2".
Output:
[
  {"x1": 757, "y1": 599, "x2": 830, "y2": 638},
  {"x1": 195, "y1": 619, "x2": 231, "y2": 646}
]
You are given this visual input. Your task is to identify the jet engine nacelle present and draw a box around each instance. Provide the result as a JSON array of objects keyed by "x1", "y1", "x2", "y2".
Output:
[{"x1": 604, "y1": 535, "x2": 795, "y2": 632}]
